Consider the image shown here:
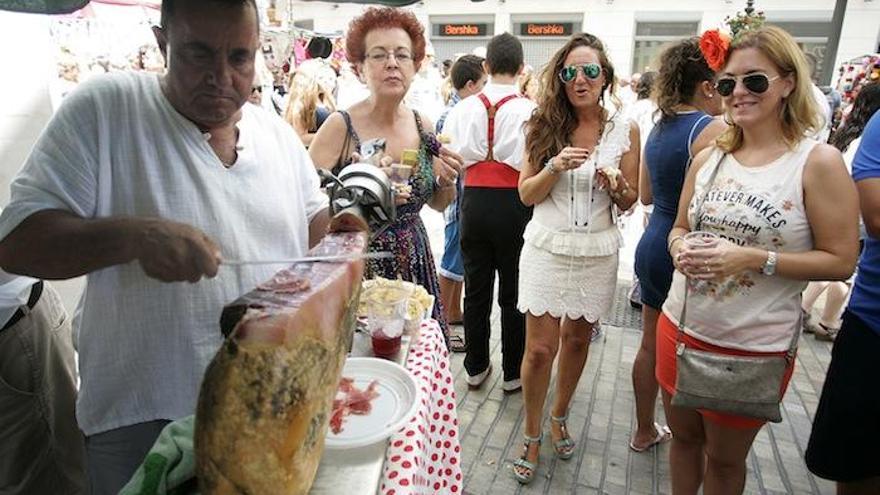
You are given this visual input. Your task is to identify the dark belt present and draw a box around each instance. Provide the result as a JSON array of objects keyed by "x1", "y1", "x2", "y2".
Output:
[{"x1": 1, "y1": 281, "x2": 44, "y2": 332}]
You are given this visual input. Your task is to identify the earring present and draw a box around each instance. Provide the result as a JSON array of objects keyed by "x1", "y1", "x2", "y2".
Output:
[{"x1": 707, "y1": 93, "x2": 715, "y2": 98}]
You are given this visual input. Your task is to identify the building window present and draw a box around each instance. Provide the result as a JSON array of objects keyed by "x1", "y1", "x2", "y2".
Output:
[
  {"x1": 766, "y1": 21, "x2": 832, "y2": 78},
  {"x1": 294, "y1": 19, "x2": 314, "y2": 31},
  {"x1": 632, "y1": 21, "x2": 699, "y2": 74}
]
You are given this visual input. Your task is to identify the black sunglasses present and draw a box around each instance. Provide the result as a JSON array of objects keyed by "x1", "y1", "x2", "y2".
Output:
[
  {"x1": 251, "y1": 86, "x2": 263, "y2": 93},
  {"x1": 558, "y1": 63, "x2": 602, "y2": 84},
  {"x1": 714, "y1": 73, "x2": 781, "y2": 97}
]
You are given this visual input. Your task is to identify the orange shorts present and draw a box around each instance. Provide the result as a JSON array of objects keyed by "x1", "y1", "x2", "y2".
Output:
[{"x1": 655, "y1": 312, "x2": 796, "y2": 430}]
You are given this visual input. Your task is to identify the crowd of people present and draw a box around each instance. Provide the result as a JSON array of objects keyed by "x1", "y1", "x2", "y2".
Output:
[{"x1": 0, "y1": 1, "x2": 878, "y2": 494}]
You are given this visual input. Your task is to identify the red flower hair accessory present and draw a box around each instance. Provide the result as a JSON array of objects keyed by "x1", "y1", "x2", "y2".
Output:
[{"x1": 699, "y1": 29, "x2": 731, "y2": 72}]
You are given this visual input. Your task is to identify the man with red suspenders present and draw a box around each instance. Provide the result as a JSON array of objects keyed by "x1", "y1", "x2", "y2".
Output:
[{"x1": 442, "y1": 33, "x2": 537, "y2": 391}]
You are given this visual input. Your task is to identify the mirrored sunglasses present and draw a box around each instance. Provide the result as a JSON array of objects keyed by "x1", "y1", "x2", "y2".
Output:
[
  {"x1": 714, "y1": 73, "x2": 781, "y2": 97},
  {"x1": 558, "y1": 63, "x2": 603, "y2": 84}
]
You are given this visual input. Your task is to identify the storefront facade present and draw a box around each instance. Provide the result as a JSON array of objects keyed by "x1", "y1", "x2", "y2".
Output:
[
  {"x1": 283, "y1": 0, "x2": 878, "y2": 83},
  {"x1": 428, "y1": 15, "x2": 494, "y2": 63},
  {"x1": 510, "y1": 13, "x2": 583, "y2": 69}
]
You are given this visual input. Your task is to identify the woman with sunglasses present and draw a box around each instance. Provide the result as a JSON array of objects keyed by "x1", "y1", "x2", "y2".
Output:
[
  {"x1": 630, "y1": 37, "x2": 727, "y2": 454},
  {"x1": 309, "y1": 7, "x2": 463, "y2": 339},
  {"x1": 513, "y1": 33, "x2": 640, "y2": 484},
  {"x1": 660, "y1": 26, "x2": 859, "y2": 494}
]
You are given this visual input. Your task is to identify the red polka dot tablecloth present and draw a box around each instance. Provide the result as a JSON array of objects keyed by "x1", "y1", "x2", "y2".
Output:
[{"x1": 379, "y1": 319, "x2": 462, "y2": 494}]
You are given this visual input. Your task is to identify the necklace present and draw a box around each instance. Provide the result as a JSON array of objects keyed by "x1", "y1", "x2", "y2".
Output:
[{"x1": 569, "y1": 121, "x2": 605, "y2": 229}]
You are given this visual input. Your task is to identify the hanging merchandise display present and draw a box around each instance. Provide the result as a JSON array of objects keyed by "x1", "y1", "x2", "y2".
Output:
[{"x1": 836, "y1": 54, "x2": 880, "y2": 103}]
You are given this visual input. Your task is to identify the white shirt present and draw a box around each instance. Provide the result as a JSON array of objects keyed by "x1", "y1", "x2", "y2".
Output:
[
  {"x1": 0, "y1": 270, "x2": 36, "y2": 329},
  {"x1": 663, "y1": 140, "x2": 817, "y2": 352},
  {"x1": 441, "y1": 82, "x2": 537, "y2": 170},
  {"x1": 626, "y1": 98, "x2": 657, "y2": 154},
  {"x1": 523, "y1": 112, "x2": 631, "y2": 257},
  {"x1": 405, "y1": 69, "x2": 446, "y2": 124},
  {"x1": 0, "y1": 72, "x2": 328, "y2": 435},
  {"x1": 810, "y1": 83, "x2": 832, "y2": 143}
]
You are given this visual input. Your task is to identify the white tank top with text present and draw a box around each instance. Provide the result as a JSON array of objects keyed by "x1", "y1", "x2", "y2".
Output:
[{"x1": 663, "y1": 139, "x2": 817, "y2": 352}]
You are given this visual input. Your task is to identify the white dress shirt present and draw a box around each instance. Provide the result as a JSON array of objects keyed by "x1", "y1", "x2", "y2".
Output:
[
  {"x1": 0, "y1": 72, "x2": 328, "y2": 435},
  {"x1": 441, "y1": 82, "x2": 537, "y2": 170}
]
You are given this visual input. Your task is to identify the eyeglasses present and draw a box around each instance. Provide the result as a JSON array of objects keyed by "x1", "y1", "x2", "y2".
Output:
[
  {"x1": 365, "y1": 51, "x2": 414, "y2": 64},
  {"x1": 558, "y1": 63, "x2": 603, "y2": 84},
  {"x1": 251, "y1": 86, "x2": 262, "y2": 93},
  {"x1": 714, "y1": 73, "x2": 781, "y2": 97}
]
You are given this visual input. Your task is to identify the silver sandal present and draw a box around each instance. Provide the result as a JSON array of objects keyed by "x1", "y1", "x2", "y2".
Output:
[
  {"x1": 512, "y1": 433, "x2": 542, "y2": 484},
  {"x1": 550, "y1": 414, "x2": 576, "y2": 460}
]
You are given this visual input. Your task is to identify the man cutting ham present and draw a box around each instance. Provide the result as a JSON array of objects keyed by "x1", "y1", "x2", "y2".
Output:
[{"x1": 0, "y1": 1, "x2": 329, "y2": 493}]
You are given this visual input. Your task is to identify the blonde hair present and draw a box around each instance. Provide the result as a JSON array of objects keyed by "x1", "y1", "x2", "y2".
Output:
[
  {"x1": 716, "y1": 25, "x2": 820, "y2": 152},
  {"x1": 283, "y1": 71, "x2": 335, "y2": 133}
]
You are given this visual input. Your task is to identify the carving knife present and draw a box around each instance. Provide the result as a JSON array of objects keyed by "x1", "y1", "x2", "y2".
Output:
[{"x1": 222, "y1": 251, "x2": 392, "y2": 266}]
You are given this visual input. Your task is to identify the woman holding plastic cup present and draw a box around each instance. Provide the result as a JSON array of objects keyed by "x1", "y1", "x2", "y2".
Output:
[
  {"x1": 658, "y1": 26, "x2": 860, "y2": 494},
  {"x1": 309, "y1": 7, "x2": 464, "y2": 343}
]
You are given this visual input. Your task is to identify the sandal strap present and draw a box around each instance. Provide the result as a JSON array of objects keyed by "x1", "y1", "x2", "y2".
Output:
[
  {"x1": 513, "y1": 457, "x2": 537, "y2": 471},
  {"x1": 555, "y1": 437, "x2": 575, "y2": 449},
  {"x1": 522, "y1": 432, "x2": 543, "y2": 445},
  {"x1": 550, "y1": 413, "x2": 568, "y2": 423}
]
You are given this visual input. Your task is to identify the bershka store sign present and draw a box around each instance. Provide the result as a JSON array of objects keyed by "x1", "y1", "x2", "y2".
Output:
[
  {"x1": 435, "y1": 23, "x2": 490, "y2": 37},
  {"x1": 519, "y1": 22, "x2": 575, "y2": 37}
]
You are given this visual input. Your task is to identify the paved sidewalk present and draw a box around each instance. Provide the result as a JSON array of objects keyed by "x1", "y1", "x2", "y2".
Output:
[{"x1": 448, "y1": 286, "x2": 837, "y2": 495}]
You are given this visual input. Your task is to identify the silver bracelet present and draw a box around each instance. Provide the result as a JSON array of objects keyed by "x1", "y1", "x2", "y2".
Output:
[{"x1": 667, "y1": 235, "x2": 685, "y2": 253}]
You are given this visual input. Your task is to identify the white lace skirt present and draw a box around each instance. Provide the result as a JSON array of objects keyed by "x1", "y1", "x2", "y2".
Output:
[{"x1": 517, "y1": 240, "x2": 618, "y2": 322}]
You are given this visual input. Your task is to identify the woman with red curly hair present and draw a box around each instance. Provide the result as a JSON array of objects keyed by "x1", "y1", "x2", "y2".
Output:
[{"x1": 310, "y1": 7, "x2": 463, "y2": 340}]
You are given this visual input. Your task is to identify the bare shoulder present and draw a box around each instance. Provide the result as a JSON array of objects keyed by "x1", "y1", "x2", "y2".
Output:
[
  {"x1": 690, "y1": 145, "x2": 717, "y2": 173},
  {"x1": 804, "y1": 142, "x2": 847, "y2": 180},
  {"x1": 628, "y1": 119, "x2": 640, "y2": 137},
  {"x1": 702, "y1": 117, "x2": 729, "y2": 137},
  {"x1": 319, "y1": 111, "x2": 348, "y2": 136}
]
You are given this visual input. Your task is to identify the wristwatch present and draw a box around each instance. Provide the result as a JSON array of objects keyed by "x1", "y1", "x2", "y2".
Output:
[
  {"x1": 544, "y1": 157, "x2": 558, "y2": 174},
  {"x1": 762, "y1": 251, "x2": 778, "y2": 276}
]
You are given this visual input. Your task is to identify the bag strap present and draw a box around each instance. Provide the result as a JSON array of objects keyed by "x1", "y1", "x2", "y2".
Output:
[
  {"x1": 676, "y1": 149, "x2": 726, "y2": 350},
  {"x1": 677, "y1": 149, "x2": 801, "y2": 361}
]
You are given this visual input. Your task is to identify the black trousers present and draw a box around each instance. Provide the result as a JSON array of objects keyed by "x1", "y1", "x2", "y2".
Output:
[{"x1": 460, "y1": 187, "x2": 531, "y2": 381}]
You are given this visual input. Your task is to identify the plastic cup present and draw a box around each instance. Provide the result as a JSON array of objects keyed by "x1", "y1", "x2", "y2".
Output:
[
  {"x1": 389, "y1": 164, "x2": 413, "y2": 184},
  {"x1": 366, "y1": 288, "x2": 408, "y2": 359},
  {"x1": 683, "y1": 231, "x2": 719, "y2": 250}
]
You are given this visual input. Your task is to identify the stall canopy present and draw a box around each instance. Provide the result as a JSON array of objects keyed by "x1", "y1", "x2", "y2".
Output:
[{"x1": 1, "y1": 0, "x2": 419, "y2": 15}]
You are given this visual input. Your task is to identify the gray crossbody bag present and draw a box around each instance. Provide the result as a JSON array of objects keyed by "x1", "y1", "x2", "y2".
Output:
[{"x1": 670, "y1": 150, "x2": 799, "y2": 423}]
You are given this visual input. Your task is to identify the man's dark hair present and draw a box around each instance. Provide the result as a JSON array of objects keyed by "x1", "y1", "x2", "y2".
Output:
[
  {"x1": 485, "y1": 33, "x2": 523, "y2": 76},
  {"x1": 450, "y1": 55, "x2": 485, "y2": 91},
  {"x1": 161, "y1": 0, "x2": 259, "y2": 30},
  {"x1": 636, "y1": 71, "x2": 656, "y2": 100},
  {"x1": 307, "y1": 37, "x2": 333, "y2": 59}
]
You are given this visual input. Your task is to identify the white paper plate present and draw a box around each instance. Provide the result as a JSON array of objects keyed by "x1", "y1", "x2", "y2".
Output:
[{"x1": 324, "y1": 357, "x2": 421, "y2": 449}]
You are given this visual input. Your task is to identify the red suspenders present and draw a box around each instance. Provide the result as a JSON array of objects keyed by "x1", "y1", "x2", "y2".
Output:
[{"x1": 465, "y1": 93, "x2": 522, "y2": 189}]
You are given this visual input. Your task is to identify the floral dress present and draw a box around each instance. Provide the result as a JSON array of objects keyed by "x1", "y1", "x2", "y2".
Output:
[{"x1": 337, "y1": 110, "x2": 449, "y2": 340}]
